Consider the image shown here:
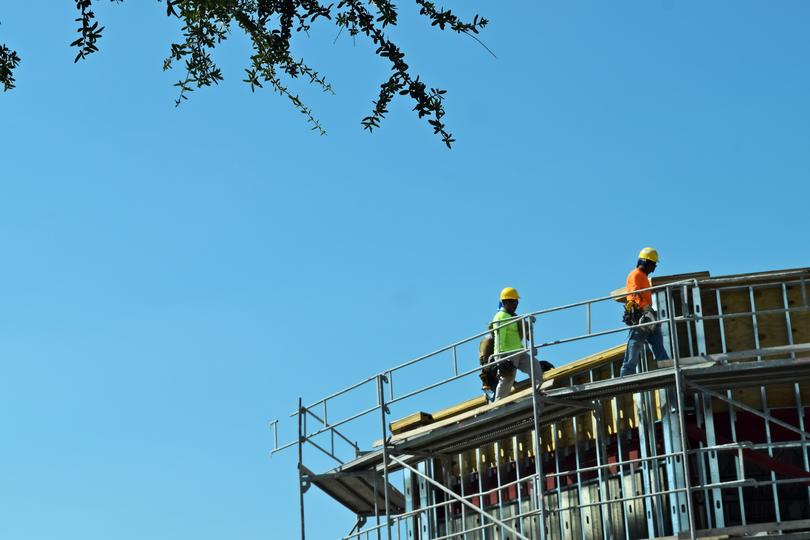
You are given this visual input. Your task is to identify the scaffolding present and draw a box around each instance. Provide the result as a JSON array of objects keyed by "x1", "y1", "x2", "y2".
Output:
[{"x1": 271, "y1": 268, "x2": 810, "y2": 539}]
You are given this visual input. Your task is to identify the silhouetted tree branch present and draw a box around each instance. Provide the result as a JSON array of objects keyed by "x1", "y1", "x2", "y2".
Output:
[{"x1": 1, "y1": 1, "x2": 489, "y2": 147}]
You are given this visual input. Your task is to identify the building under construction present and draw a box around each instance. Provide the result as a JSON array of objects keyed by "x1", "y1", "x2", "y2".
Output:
[{"x1": 271, "y1": 267, "x2": 810, "y2": 540}]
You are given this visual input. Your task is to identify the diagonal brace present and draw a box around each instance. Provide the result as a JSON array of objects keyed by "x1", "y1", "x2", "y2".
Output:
[
  {"x1": 389, "y1": 455, "x2": 530, "y2": 540},
  {"x1": 689, "y1": 381, "x2": 810, "y2": 440},
  {"x1": 302, "y1": 407, "x2": 361, "y2": 454},
  {"x1": 346, "y1": 515, "x2": 367, "y2": 537}
]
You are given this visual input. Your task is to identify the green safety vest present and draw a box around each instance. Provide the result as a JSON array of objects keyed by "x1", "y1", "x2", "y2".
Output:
[{"x1": 491, "y1": 309, "x2": 522, "y2": 353}]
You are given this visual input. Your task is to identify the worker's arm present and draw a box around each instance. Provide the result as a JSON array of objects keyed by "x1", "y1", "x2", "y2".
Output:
[
  {"x1": 479, "y1": 333, "x2": 494, "y2": 365},
  {"x1": 516, "y1": 315, "x2": 536, "y2": 341},
  {"x1": 626, "y1": 271, "x2": 645, "y2": 307}
]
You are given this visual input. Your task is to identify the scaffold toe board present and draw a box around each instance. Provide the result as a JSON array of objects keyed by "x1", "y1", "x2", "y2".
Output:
[{"x1": 299, "y1": 465, "x2": 406, "y2": 517}]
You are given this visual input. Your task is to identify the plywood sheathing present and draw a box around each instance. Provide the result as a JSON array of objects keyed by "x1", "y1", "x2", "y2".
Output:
[{"x1": 696, "y1": 270, "x2": 810, "y2": 411}]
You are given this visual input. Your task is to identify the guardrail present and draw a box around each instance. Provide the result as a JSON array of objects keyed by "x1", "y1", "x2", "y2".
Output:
[{"x1": 272, "y1": 270, "x2": 810, "y2": 540}]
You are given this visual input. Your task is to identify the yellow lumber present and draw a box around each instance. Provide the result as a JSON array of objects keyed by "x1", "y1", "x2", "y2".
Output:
[
  {"x1": 389, "y1": 412, "x2": 433, "y2": 435},
  {"x1": 430, "y1": 395, "x2": 488, "y2": 423}
]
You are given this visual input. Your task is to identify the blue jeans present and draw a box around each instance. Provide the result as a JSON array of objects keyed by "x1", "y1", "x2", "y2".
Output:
[{"x1": 620, "y1": 325, "x2": 669, "y2": 376}]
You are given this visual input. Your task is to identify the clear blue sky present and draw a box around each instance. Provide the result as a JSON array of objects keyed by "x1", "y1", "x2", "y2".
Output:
[{"x1": 1, "y1": 2, "x2": 808, "y2": 539}]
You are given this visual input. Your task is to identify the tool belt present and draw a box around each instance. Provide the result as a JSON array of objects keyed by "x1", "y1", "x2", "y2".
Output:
[
  {"x1": 479, "y1": 335, "x2": 516, "y2": 391},
  {"x1": 494, "y1": 356, "x2": 517, "y2": 376},
  {"x1": 622, "y1": 300, "x2": 643, "y2": 326},
  {"x1": 623, "y1": 301, "x2": 658, "y2": 335}
]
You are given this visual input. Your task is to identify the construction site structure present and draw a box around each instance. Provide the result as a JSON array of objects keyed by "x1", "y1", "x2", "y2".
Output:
[{"x1": 270, "y1": 267, "x2": 810, "y2": 540}]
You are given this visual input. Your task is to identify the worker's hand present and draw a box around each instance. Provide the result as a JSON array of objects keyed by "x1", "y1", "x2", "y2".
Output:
[
  {"x1": 637, "y1": 309, "x2": 657, "y2": 335},
  {"x1": 638, "y1": 311, "x2": 655, "y2": 325},
  {"x1": 479, "y1": 370, "x2": 491, "y2": 389}
]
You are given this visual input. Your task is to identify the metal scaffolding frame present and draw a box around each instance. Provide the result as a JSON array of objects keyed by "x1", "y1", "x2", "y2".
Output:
[{"x1": 271, "y1": 269, "x2": 810, "y2": 540}]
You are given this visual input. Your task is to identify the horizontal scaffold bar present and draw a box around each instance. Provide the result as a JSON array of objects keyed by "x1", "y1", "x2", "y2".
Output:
[{"x1": 331, "y1": 351, "x2": 810, "y2": 477}]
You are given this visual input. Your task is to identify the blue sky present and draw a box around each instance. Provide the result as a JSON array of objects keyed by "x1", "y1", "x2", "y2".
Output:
[{"x1": 1, "y1": 2, "x2": 808, "y2": 539}]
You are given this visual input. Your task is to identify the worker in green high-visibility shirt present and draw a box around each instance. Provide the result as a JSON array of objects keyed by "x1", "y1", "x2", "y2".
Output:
[{"x1": 490, "y1": 287, "x2": 545, "y2": 400}]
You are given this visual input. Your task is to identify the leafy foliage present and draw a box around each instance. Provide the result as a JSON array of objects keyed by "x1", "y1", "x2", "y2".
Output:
[
  {"x1": 71, "y1": 0, "x2": 107, "y2": 63},
  {"x1": 0, "y1": 43, "x2": 20, "y2": 92},
  {"x1": 0, "y1": 1, "x2": 489, "y2": 147}
]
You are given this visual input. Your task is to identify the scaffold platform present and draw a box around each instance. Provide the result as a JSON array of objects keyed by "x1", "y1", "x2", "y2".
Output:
[{"x1": 272, "y1": 267, "x2": 810, "y2": 540}]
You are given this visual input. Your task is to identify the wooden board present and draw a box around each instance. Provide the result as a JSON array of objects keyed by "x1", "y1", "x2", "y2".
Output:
[
  {"x1": 611, "y1": 287, "x2": 628, "y2": 303},
  {"x1": 650, "y1": 271, "x2": 711, "y2": 287},
  {"x1": 390, "y1": 412, "x2": 433, "y2": 435},
  {"x1": 431, "y1": 395, "x2": 488, "y2": 423},
  {"x1": 703, "y1": 267, "x2": 810, "y2": 286}
]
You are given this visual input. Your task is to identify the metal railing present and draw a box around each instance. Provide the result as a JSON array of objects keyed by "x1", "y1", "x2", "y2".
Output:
[
  {"x1": 271, "y1": 279, "x2": 697, "y2": 454},
  {"x1": 271, "y1": 269, "x2": 810, "y2": 540}
]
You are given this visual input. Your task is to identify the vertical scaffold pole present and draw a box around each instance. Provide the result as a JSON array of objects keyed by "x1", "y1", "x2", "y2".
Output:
[
  {"x1": 749, "y1": 286, "x2": 782, "y2": 523},
  {"x1": 716, "y1": 289, "x2": 747, "y2": 525},
  {"x1": 783, "y1": 282, "x2": 810, "y2": 508},
  {"x1": 377, "y1": 374, "x2": 393, "y2": 540},
  {"x1": 666, "y1": 287, "x2": 697, "y2": 540},
  {"x1": 526, "y1": 316, "x2": 547, "y2": 540},
  {"x1": 298, "y1": 397, "x2": 307, "y2": 540},
  {"x1": 589, "y1": 389, "x2": 613, "y2": 540}
]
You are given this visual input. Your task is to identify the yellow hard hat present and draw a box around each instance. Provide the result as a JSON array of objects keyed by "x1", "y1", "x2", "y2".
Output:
[
  {"x1": 638, "y1": 247, "x2": 659, "y2": 264},
  {"x1": 500, "y1": 287, "x2": 520, "y2": 301}
]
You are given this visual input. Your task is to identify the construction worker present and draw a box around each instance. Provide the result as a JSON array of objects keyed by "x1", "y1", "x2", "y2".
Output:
[
  {"x1": 490, "y1": 287, "x2": 545, "y2": 400},
  {"x1": 619, "y1": 247, "x2": 669, "y2": 377}
]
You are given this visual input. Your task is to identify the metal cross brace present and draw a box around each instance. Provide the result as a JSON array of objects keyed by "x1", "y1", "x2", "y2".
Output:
[
  {"x1": 388, "y1": 454, "x2": 530, "y2": 540},
  {"x1": 688, "y1": 381, "x2": 810, "y2": 440}
]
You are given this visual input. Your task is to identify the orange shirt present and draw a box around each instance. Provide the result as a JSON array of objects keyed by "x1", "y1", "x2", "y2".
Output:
[{"x1": 626, "y1": 268, "x2": 652, "y2": 308}]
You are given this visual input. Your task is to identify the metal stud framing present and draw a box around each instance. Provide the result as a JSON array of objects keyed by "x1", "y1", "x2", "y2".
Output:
[
  {"x1": 749, "y1": 286, "x2": 781, "y2": 523},
  {"x1": 715, "y1": 288, "x2": 747, "y2": 526},
  {"x1": 691, "y1": 286, "x2": 725, "y2": 529}
]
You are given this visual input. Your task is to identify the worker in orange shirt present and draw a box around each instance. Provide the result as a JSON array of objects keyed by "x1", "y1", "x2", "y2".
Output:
[{"x1": 619, "y1": 247, "x2": 669, "y2": 377}]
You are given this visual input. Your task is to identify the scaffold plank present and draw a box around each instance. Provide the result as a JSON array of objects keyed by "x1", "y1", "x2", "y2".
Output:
[{"x1": 300, "y1": 465, "x2": 406, "y2": 517}]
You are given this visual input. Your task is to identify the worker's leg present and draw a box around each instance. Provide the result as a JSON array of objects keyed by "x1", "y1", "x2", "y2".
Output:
[
  {"x1": 620, "y1": 328, "x2": 644, "y2": 376},
  {"x1": 494, "y1": 363, "x2": 516, "y2": 400},
  {"x1": 513, "y1": 351, "x2": 544, "y2": 387},
  {"x1": 646, "y1": 325, "x2": 669, "y2": 360}
]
